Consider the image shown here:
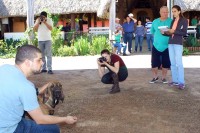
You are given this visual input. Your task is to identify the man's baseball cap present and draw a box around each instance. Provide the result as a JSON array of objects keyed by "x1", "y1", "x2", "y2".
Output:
[
  {"x1": 115, "y1": 18, "x2": 120, "y2": 20},
  {"x1": 128, "y1": 13, "x2": 134, "y2": 17}
]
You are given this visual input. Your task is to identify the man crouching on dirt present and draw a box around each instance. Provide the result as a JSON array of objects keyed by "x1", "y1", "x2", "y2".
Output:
[
  {"x1": 97, "y1": 49, "x2": 128, "y2": 94},
  {"x1": 0, "y1": 45, "x2": 77, "y2": 133}
]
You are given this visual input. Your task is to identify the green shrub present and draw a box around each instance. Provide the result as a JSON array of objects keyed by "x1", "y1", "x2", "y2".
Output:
[
  {"x1": 24, "y1": 27, "x2": 38, "y2": 46},
  {"x1": 183, "y1": 47, "x2": 189, "y2": 56},
  {"x1": 51, "y1": 26, "x2": 64, "y2": 56},
  {"x1": 0, "y1": 31, "x2": 112, "y2": 57},
  {"x1": 0, "y1": 39, "x2": 26, "y2": 58},
  {"x1": 58, "y1": 46, "x2": 78, "y2": 56},
  {"x1": 74, "y1": 37, "x2": 90, "y2": 55},
  {"x1": 185, "y1": 35, "x2": 199, "y2": 47},
  {"x1": 90, "y1": 35, "x2": 111, "y2": 55},
  {"x1": 0, "y1": 40, "x2": 7, "y2": 55}
]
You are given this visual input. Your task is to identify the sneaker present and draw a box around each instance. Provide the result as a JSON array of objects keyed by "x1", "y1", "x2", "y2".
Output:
[
  {"x1": 178, "y1": 84, "x2": 185, "y2": 90},
  {"x1": 162, "y1": 78, "x2": 168, "y2": 84},
  {"x1": 168, "y1": 82, "x2": 179, "y2": 86},
  {"x1": 41, "y1": 70, "x2": 47, "y2": 73},
  {"x1": 123, "y1": 53, "x2": 128, "y2": 56},
  {"x1": 149, "y1": 77, "x2": 159, "y2": 83},
  {"x1": 47, "y1": 70, "x2": 53, "y2": 74}
]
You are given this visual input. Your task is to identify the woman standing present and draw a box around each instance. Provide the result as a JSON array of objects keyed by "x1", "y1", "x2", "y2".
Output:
[
  {"x1": 164, "y1": 5, "x2": 188, "y2": 89},
  {"x1": 135, "y1": 20, "x2": 145, "y2": 52}
]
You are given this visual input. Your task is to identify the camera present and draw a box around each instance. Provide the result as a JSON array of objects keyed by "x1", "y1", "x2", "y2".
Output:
[
  {"x1": 98, "y1": 57, "x2": 107, "y2": 63},
  {"x1": 40, "y1": 16, "x2": 44, "y2": 21},
  {"x1": 40, "y1": 16, "x2": 46, "y2": 24}
]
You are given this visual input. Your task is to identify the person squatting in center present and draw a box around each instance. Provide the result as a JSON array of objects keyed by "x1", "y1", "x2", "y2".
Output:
[{"x1": 97, "y1": 49, "x2": 128, "y2": 94}]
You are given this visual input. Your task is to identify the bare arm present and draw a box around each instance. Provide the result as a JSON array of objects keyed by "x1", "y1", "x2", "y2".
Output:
[
  {"x1": 33, "y1": 18, "x2": 40, "y2": 32},
  {"x1": 28, "y1": 107, "x2": 77, "y2": 125},
  {"x1": 130, "y1": 17, "x2": 137, "y2": 23},
  {"x1": 33, "y1": 18, "x2": 53, "y2": 31},
  {"x1": 97, "y1": 59, "x2": 105, "y2": 78},
  {"x1": 43, "y1": 20, "x2": 53, "y2": 31},
  {"x1": 104, "y1": 61, "x2": 120, "y2": 74}
]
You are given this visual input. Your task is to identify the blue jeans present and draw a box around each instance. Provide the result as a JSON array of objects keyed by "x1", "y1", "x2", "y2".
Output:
[
  {"x1": 135, "y1": 35, "x2": 144, "y2": 52},
  {"x1": 14, "y1": 118, "x2": 60, "y2": 133},
  {"x1": 146, "y1": 34, "x2": 154, "y2": 51},
  {"x1": 168, "y1": 44, "x2": 184, "y2": 84},
  {"x1": 38, "y1": 40, "x2": 52, "y2": 71},
  {"x1": 123, "y1": 33, "x2": 133, "y2": 54},
  {"x1": 114, "y1": 42, "x2": 122, "y2": 54}
]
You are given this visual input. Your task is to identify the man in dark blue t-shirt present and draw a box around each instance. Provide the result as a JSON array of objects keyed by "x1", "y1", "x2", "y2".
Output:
[{"x1": 122, "y1": 13, "x2": 137, "y2": 55}]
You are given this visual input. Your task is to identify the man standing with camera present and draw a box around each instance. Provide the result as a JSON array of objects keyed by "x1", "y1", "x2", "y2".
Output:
[
  {"x1": 97, "y1": 49, "x2": 128, "y2": 94},
  {"x1": 34, "y1": 11, "x2": 53, "y2": 74}
]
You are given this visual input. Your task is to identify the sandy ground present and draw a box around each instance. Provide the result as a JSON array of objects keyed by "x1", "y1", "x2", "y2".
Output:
[
  {"x1": 28, "y1": 67, "x2": 200, "y2": 133},
  {"x1": 1, "y1": 48, "x2": 200, "y2": 133}
]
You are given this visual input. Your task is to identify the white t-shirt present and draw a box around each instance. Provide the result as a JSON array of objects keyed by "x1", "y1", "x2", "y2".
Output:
[{"x1": 35, "y1": 18, "x2": 53, "y2": 41}]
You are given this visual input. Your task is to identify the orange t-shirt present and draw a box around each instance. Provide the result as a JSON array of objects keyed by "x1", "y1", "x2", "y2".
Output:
[
  {"x1": 172, "y1": 18, "x2": 179, "y2": 38},
  {"x1": 57, "y1": 20, "x2": 67, "y2": 27}
]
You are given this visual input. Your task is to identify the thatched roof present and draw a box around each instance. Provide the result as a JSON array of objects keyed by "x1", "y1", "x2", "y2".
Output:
[
  {"x1": 174, "y1": 0, "x2": 200, "y2": 12},
  {"x1": 0, "y1": 0, "x2": 111, "y2": 18}
]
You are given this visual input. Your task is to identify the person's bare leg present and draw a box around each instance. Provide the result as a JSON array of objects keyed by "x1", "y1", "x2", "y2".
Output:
[
  {"x1": 149, "y1": 67, "x2": 159, "y2": 83},
  {"x1": 152, "y1": 67, "x2": 158, "y2": 78},
  {"x1": 161, "y1": 68, "x2": 168, "y2": 80}
]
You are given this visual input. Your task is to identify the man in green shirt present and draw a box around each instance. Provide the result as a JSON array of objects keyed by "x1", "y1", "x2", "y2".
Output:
[
  {"x1": 149, "y1": 6, "x2": 172, "y2": 84},
  {"x1": 191, "y1": 16, "x2": 198, "y2": 26}
]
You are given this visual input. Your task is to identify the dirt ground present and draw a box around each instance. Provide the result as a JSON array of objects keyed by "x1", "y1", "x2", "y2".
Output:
[{"x1": 29, "y1": 67, "x2": 200, "y2": 133}]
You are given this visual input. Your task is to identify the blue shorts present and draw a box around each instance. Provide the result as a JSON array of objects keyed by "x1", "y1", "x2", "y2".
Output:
[{"x1": 14, "y1": 118, "x2": 60, "y2": 133}]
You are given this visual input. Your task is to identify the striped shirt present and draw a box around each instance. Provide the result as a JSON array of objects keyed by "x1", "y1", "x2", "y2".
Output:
[{"x1": 145, "y1": 21, "x2": 152, "y2": 34}]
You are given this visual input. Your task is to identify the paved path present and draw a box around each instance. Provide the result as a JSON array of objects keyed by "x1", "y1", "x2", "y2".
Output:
[
  {"x1": 1, "y1": 54, "x2": 200, "y2": 70},
  {"x1": 1, "y1": 40, "x2": 200, "y2": 70}
]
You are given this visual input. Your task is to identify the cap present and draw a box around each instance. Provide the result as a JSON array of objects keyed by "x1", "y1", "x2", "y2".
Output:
[
  {"x1": 128, "y1": 13, "x2": 134, "y2": 17},
  {"x1": 115, "y1": 18, "x2": 120, "y2": 21}
]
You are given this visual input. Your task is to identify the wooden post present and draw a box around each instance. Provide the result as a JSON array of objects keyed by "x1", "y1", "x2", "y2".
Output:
[
  {"x1": 8, "y1": 18, "x2": 13, "y2": 32},
  {"x1": 71, "y1": 14, "x2": 75, "y2": 30},
  {"x1": 79, "y1": 14, "x2": 84, "y2": 31},
  {"x1": 102, "y1": 19, "x2": 105, "y2": 27},
  {"x1": 94, "y1": 13, "x2": 97, "y2": 27},
  {"x1": 88, "y1": 13, "x2": 91, "y2": 27}
]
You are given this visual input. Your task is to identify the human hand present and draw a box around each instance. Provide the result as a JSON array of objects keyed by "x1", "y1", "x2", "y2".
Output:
[
  {"x1": 36, "y1": 17, "x2": 41, "y2": 24},
  {"x1": 97, "y1": 58, "x2": 106, "y2": 66},
  {"x1": 65, "y1": 116, "x2": 77, "y2": 124},
  {"x1": 160, "y1": 30, "x2": 165, "y2": 34},
  {"x1": 168, "y1": 29, "x2": 175, "y2": 34},
  {"x1": 97, "y1": 58, "x2": 101, "y2": 65}
]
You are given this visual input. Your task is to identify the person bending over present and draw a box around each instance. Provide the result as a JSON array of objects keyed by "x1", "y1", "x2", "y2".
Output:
[{"x1": 97, "y1": 49, "x2": 128, "y2": 94}]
